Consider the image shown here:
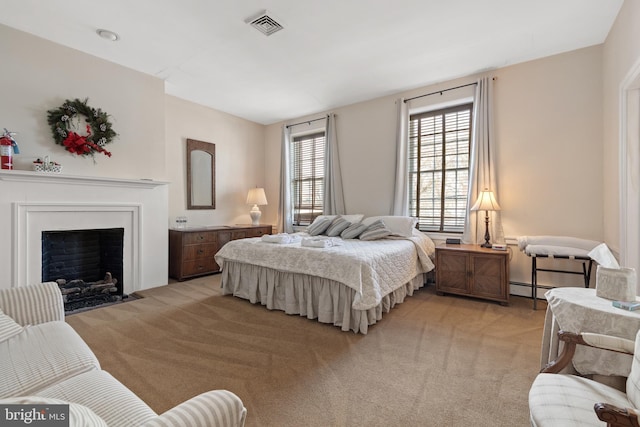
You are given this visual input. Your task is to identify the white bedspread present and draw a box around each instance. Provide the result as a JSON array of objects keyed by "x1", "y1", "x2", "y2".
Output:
[{"x1": 215, "y1": 231, "x2": 435, "y2": 311}]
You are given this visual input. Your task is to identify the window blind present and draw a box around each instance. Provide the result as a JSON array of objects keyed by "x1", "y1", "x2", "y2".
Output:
[
  {"x1": 409, "y1": 103, "x2": 472, "y2": 233},
  {"x1": 291, "y1": 132, "x2": 325, "y2": 225}
]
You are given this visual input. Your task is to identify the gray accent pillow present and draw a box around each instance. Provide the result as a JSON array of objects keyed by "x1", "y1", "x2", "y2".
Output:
[
  {"x1": 340, "y1": 222, "x2": 368, "y2": 239},
  {"x1": 307, "y1": 218, "x2": 333, "y2": 236},
  {"x1": 359, "y1": 219, "x2": 392, "y2": 241},
  {"x1": 326, "y1": 216, "x2": 351, "y2": 237}
]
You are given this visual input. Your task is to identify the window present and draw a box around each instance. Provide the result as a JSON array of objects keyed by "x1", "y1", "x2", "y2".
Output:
[
  {"x1": 409, "y1": 103, "x2": 473, "y2": 233},
  {"x1": 291, "y1": 132, "x2": 325, "y2": 226}
]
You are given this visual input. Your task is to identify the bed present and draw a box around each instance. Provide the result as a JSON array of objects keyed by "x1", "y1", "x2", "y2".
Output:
[{"x1": 214, "y1": 218, "x2": 435, "y2": 334}]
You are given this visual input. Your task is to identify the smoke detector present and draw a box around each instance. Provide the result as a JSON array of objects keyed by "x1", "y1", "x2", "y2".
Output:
[{"x1": 245, "y1": 10, "x2": 284, "y2": 36}]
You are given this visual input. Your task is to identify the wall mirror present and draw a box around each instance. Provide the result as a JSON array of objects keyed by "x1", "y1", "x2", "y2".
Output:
[{"x1": 186, "y1": 138, "x2": 215, "y2": 210}]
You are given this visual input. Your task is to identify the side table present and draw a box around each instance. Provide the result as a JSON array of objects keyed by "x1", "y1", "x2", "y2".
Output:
[
  {"x1": 435, "y1": 244, "x2": 510, "y2": 305},
  {"x1": 541, "y1": 287, "x2": 640, "y2": 378}
]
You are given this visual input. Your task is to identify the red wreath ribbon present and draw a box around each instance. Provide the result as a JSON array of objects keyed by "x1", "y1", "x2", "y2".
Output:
[{"x1": 62, "y1": 125, "x2": 112, "y2": 157}]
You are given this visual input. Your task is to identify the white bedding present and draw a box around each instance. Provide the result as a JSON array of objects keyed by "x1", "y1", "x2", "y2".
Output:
[{"x1": 214, "y1": 230, "x2": 435, "y2": 311}]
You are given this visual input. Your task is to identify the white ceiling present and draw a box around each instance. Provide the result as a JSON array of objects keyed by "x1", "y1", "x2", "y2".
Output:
[{"x1": 0, "y1": 0, "x2": 623, "y2": 125}]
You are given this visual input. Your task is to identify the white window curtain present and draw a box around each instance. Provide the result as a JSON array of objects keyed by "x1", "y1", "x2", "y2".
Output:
[
  {"x1": 323, "y1": 113, "x2": 346, "y2": 215},
  {"x1": 462, "y1": 77, "x2": 504, "y2": 244},
  {"x1": 392, "y1": 98, "x2": 410, "y2": 216},
  {"x1": 277, "y1": 125, "x2": 293, "y2": 233}
]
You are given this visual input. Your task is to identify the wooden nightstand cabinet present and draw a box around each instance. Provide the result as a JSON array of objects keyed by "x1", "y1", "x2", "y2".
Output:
[
  {"x1": 435, "y1": 244, "x2": 510, "y2": 305},
  {"x1": 169, "y1": 225, "x2": 271, "y2": 281}
]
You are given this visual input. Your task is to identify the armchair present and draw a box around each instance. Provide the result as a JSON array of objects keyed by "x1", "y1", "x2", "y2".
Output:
[
  {"x1": 529, "y1": 329, "x2": 640, "y2": 427},
  {"x1": 0, "y1": 283, "x2": 247, "y2": 427}
]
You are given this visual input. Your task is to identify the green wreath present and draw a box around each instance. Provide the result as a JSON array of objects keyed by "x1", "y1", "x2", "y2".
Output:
[{"x1": 47, "y1": 98, "x2": 116, "y2": 157}]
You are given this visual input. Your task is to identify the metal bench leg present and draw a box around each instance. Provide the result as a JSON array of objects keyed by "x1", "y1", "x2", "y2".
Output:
[
  {"x1": 532, "y1": 257, "x2": 538, "y2": 310},
  {"x1": 583, "y1": 259, "x2": 594, "y2": 288}
]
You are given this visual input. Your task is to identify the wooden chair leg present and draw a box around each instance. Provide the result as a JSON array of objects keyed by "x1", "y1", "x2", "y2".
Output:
[{"x1": 595, "y1": 403, "x2": 640, "y2": 427}]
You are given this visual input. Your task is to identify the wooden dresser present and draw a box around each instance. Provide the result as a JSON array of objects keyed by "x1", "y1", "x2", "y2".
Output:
[
  {"x1": 435, "y1": 244, "x2": 510, "y2": 305},
  {"x1": 169, "y1": 224, "x2": 272, "y2": 281}
]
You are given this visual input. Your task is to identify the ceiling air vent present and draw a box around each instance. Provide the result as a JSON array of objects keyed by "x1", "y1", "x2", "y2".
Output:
[{"x1": 246, "y1": 11, "x2": 283, "y2": 36}]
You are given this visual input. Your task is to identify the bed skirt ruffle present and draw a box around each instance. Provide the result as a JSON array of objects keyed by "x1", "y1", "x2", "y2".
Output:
[{"x1": 220, "y1": 261, "x2": 426, "y2": 334}]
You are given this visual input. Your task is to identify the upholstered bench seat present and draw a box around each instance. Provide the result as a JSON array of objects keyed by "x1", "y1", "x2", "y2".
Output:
[
  {"x1": 530, "y1": 373, "x2": 630, "y2": 426},
  {"x1": 523, "y1": 245, "x2": 592, "y2": 258},
  {"x1": 517, "y1": 236, "x2": 601, "y2": 309}
]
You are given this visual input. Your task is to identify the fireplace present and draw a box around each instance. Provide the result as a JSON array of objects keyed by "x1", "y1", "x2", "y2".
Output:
[
  {"x1": 42, "y1": 228, "x2": 124, "y2": 311},
  {"x1": 1, "y1": 171, "x2": 170, "y2": 296}
]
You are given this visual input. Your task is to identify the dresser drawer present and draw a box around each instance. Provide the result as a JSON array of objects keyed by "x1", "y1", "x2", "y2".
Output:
[
  {"x1": 183, "y1": 231, "x2": 217, "y2": 245},
  {"x1": 182, "y1": 243, "x2": 218, "y2": 260},
  {"x1": 182, "y1": 258, "x2": 218, "y2": 276},
  {"x1": 246, "y1": 227, "x2": 270, "y2": 237}
]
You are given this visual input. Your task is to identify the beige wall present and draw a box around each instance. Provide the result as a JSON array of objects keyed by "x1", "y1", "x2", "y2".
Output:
[
  {"x1": 0, "y1": 24, "x2": 268, "y2": 230},
  {"x1": 603, "y1": 0, "x2": 640, "y2": 255},
  {"x1": 0, "y1": 24, "x2": 170, "y2": 288},
  {"x1": 5, "y1": 10, "x2": 638, "y2": 293},
  {"x1": 0, "y1": 24, "x2": 166, "y2": 179},
  {"x1": 265, "y1": 46, "x2": 605, "y2": 289},
  {"x1": 494, "y1": 47, "x2": 603, "y2": 240},
  {"x1": 164, "y1": 95, "x2": 266, "y2": 227}
]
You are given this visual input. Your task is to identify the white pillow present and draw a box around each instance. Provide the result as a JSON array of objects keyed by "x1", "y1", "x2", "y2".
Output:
[
  {"x1": 0, "y1": 308, "x2": 23, "y2": 343},
  {"x1": 361, "y1": 216, "x2": 418, "y2": 238},
  {"x1": 310, "y1": 214, "x2": 364, "y2": 226},
  {"x1": 0, "y1": 396, "x2": 108, "y2": 427}
]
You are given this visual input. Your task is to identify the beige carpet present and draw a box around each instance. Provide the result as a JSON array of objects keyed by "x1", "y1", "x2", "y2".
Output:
[{"x1": 66, "y1": 275, "x2": 547, "y2": 427}]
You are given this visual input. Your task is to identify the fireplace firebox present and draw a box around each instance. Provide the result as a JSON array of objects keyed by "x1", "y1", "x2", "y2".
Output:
[{"x1": 42, "y1": 228, "x2": 124, "y2": 312}]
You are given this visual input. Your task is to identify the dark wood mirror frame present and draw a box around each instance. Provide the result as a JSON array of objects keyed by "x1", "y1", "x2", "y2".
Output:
[{"x1": 186, "y1": 138, "x2": 216, "y2": 210}]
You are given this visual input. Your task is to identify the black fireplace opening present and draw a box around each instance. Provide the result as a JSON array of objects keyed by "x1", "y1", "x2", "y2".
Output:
[{"x1": 42, "y1": 228, "x2": 124, "y2": 312}]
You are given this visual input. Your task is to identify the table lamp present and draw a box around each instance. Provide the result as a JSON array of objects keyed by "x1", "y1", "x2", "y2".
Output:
[
  {"x1": 470, "y1": 188, "x2": 501, "y2": 248},
  {"x1": 246, "y1": 187, "x2": 268, "y2": 226}
]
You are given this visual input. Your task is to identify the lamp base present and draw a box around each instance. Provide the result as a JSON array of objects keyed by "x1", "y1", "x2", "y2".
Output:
[
  {"x1": 249, "y1": 205, "x2": 261, "y2": 226},
  {"x1": 481, "y1": 210, "x2": 492, "y2": 248}
]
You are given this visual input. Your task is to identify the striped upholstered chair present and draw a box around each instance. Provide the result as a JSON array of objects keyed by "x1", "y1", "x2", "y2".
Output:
[
  {"x1": 529, "y1": 329, "x2": 640, "y2": 427},
  {"x1": 0, "y1": 282, "x2": 247, "y2": 427}
]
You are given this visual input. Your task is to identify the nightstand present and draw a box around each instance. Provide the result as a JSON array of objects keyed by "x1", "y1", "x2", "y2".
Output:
[{"x1": 435, "y1": 244, "x2": 510, "y2": 305}]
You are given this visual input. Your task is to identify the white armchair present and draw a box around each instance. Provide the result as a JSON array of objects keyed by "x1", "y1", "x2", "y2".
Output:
[
  {"x1": 0, "y1": 282, "x2": 247, "y2": 427},
  {"x1": 529, "y1": 329, "x2": 640, "y2": 427}
]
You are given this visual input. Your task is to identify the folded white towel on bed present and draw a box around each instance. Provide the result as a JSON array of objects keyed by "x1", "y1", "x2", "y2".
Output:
[
  {"x1": 301, "y1": 236, "x2": 343, "y2": 248},
  {"x1": 261, "y1": 233, "x2": 302, "y2": 244}
]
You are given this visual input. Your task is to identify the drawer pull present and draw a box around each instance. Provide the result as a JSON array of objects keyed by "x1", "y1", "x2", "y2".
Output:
[{"x1": 197, "y1": 249, "x2": 204, "y2": 255}]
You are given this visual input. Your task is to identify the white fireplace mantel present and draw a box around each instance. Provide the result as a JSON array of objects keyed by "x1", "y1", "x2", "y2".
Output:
[
  {"x1": 0, "y1": 170, "x2": 169, "y2": 188},
  {"x1": 0, "y1": 170, "x2": 170, "y2": 292}
]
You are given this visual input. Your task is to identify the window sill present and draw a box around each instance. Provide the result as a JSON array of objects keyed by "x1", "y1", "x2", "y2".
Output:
[{"x1": 423, "y1": 231, "x2": 464, "y2": 243}]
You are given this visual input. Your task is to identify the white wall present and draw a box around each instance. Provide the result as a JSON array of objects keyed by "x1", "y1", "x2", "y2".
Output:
[
  {"x1": 602, "y1": 0, "x2": 640, "y2": 262},
  {"x1": 0, "y1": 24, "x2": 170, "y2": 289},
  {"x1": 164, "y1": 96, "x2": 266, "y2": 227},
  {"x1": 4, "y1": 13, "x2": 635, "y2": 295},
  {"x1": 265, "y1": 46, "x2": 605, "y2": 291},
  {"x1": 0, "y1": 24, "x2": 166, "y2": 179},
  {"x1": 0, "y1": 24, "x2": 269, "y2": 289}
]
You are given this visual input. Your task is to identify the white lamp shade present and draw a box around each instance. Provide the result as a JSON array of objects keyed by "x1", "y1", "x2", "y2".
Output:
[
  {"x1": 246, "y1": 188, "x2": 268, "y2": 205},
  {"x1": 471, "y1": 189, "x2": 501, "y2": 211}
]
